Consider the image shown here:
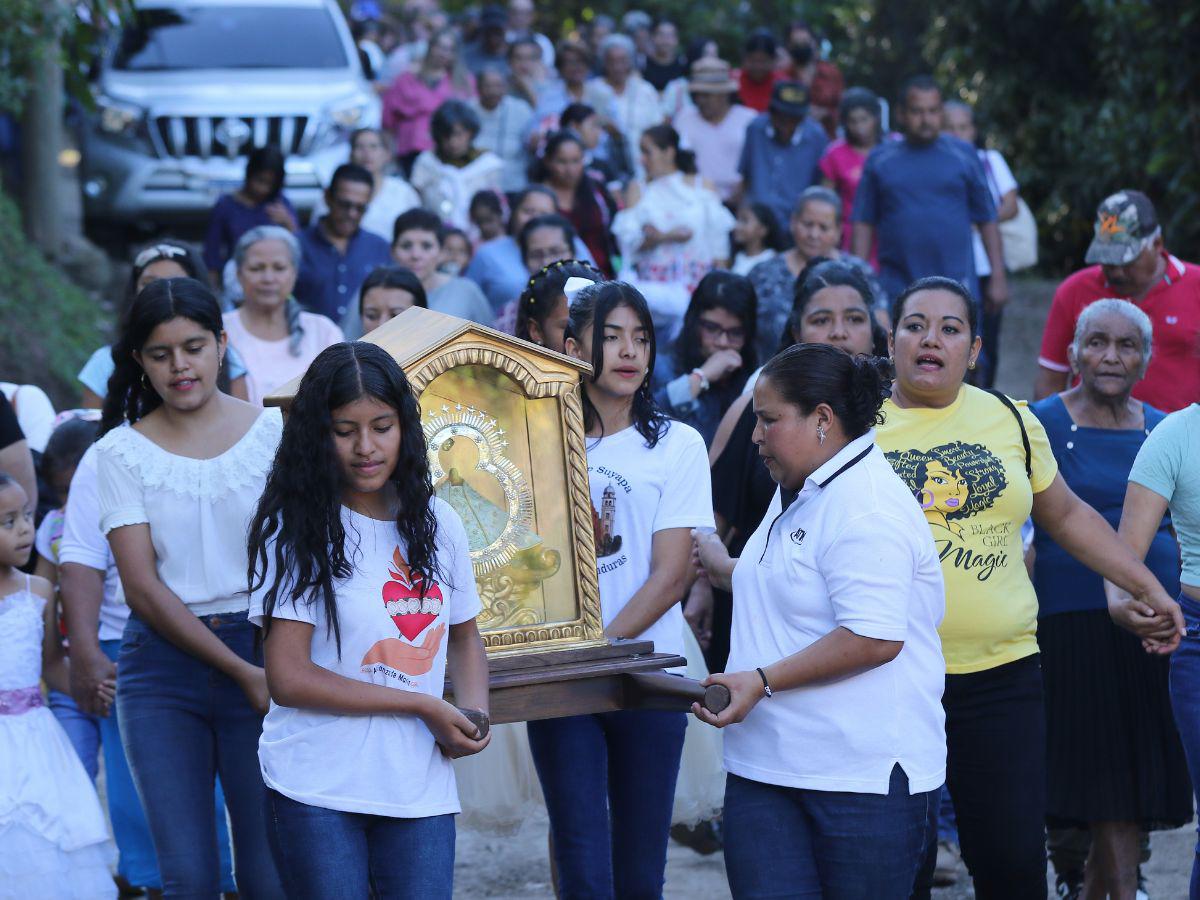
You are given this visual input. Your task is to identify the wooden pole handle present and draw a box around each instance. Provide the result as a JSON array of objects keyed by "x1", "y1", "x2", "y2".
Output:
[
  {"x1": 456, "y1": 707, "x2": 491, "y2": 740},
  {"x1": 623, "y1": 672, "x2": 731, "y2": 714},
  {"x1": 702, "y1": 682, "x2": 731, "y2": 715}
]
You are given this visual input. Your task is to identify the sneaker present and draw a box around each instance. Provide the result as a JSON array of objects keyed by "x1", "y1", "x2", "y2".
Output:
[
  {"x1": 1055, "y1": 870, "x2": 1083, "y2": 900},
  {"x1": 933, "y1": 840, "x2": 960, "y2": 886}
]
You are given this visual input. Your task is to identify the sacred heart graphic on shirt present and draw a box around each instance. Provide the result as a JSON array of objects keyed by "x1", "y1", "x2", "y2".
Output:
[{"x1": 382, "y1": 546, "x2": 444, "y2": 640}]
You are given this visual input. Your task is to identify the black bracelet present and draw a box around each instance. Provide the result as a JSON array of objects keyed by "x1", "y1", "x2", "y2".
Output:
[{"x1": 756, "y1": 667, "x2": 773, "y2": 698}]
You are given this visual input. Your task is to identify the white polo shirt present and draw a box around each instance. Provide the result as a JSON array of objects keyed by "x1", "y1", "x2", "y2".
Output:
[{"x1": 724, "y1": 430, "x2": 947, "y2": 795}]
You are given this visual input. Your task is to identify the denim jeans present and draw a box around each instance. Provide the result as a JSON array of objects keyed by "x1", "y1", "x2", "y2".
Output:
[
  {"x1": 48, "y1": 688, "x2": 100, "y2": 780},
  {"x1": 936, "y1": 784, "x2": 958, "y2": 844},
  {"x1": 117, "y1": 613, "x2": 283, "y2": 898},
  {"x1": 1170, "y1": 592, "x2": 1200, "y2": 899},
  {"x1": 265, "y1": 789, "x2": 455, "y2": 899},
  {"x1": 527, "y1": 709, "x2": 687, "y2": 899},
  {"x1": 723, "y1": 765, "x2": 932, "y2": 899}
]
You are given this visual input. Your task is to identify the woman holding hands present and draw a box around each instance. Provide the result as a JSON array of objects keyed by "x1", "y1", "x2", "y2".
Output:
[{"x1": 876, "y1": 276, "x2": 1181, "y2": 899}]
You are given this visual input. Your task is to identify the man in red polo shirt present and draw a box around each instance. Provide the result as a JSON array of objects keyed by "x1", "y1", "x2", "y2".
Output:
[{"x1": 1035, "y1": 190, "x2": 1200, "y2": 411}]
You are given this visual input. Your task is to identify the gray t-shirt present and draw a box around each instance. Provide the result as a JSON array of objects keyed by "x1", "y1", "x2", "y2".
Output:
[{"x1": 429, "y1": 277, "x2": 494, "y2": 326}]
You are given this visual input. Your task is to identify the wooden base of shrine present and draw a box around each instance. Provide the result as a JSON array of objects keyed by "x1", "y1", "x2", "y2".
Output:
[{"x1": 449, "y1": 639, "x2": 730, "y2": 727}]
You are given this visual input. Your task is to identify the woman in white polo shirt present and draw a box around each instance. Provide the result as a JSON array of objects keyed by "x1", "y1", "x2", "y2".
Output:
[{"x1": 694, "y1": 342, "x2": 946, "y2": 898}]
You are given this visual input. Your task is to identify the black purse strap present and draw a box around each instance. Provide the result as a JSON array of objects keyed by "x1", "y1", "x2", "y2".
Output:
[{"x1": 986, "y1": 389, "x2": 1032, "y2": 479}]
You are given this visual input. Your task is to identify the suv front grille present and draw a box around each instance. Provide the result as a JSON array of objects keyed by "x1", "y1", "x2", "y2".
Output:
[{"x1": 152, "y1": 115, "x2": 311, "y2": 159}]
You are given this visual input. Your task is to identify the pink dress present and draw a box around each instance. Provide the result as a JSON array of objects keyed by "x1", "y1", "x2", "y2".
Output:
[
  {"x1": 819, "y1": 139, "x2": 870, "y2": 256},
  {"x1": 382, "y1": 72, "x2": 476, "y2": 158}
]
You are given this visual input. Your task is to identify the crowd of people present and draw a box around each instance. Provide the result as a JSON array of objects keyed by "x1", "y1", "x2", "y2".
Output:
[{"x1": 1, "y1": 3, "x2": 1199, "y2": 899}]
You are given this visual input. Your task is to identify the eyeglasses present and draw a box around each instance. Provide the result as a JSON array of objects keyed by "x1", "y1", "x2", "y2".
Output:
[
  {"x1": 698, "y1": 318, "x2": 746, "y2": 343},
  {"x1": 331, "y1": 197, "x2": 369, "y2": 215},
  {"x1": 133, "y1": 243, "x2": 188, "y2": 270}
]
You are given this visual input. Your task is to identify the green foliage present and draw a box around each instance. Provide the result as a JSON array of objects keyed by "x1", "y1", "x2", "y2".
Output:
[
  {"x1": 0, "y1": 191, "x2": 106, "y2": 406},
  {"x1": 923, "y1": 0, "x2": 1200, "y2": 272},
  {"x1": 0, "y1": 0, "x2": 132, "y2": 117},
  {"x1": 532, "y1": 0, "x2": 1198, "y2": 272}
]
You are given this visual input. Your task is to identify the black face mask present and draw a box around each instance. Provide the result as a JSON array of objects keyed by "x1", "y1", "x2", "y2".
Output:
[{"x1": 789, "y1": 43, "x2": 814, "y2": 66}]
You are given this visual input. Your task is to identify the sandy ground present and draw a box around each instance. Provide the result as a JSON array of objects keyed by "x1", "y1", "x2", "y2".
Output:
[
  {"x1": 454, "y1": 814, "x2": 1196, "y2": 899},
  {"x1": 451, "y1": 276, "x2": 1198, "y2": 898}
]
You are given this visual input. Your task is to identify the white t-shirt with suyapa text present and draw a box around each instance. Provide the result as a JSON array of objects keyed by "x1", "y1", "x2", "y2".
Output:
[
  {"x1": 247, "y1": 499, "x2": 481, "y2": 817},
  {"x1": 586, "y1": 422, "x2": 714, "y2": 661}
]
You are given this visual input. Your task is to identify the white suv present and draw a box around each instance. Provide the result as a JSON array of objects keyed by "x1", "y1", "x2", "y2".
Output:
[{"x1": 81, "y1": 0, "x2": 380, "y2": 225}]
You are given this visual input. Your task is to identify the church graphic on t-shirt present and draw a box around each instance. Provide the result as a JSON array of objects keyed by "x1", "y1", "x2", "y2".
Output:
[{"x1": 591, "y1": 484, "x2": 623, "y2": 558}]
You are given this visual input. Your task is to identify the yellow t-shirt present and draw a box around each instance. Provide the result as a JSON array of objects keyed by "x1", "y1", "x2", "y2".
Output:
[{"x1": 876, "y1": 385, "x2": 1058, "y2": 674}]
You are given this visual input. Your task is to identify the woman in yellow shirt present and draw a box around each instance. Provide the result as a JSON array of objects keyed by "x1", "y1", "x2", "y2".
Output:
[{"x1": 876, "y1": 276, "x2": 1180, "y2": 900}]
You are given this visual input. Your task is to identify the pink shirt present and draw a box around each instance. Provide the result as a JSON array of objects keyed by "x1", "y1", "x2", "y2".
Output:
[
  {"x1": 673, "y1": 104, "x2": 759, "y2": 202},
  {"x1": 222, "y1": 310, "x2": 344, "y2": 406},
  {"x1": 819, "y1": 139, "x2": 870, "y2": 252},
  {"x1": 382, "y1": 72, "x2": 476, "y2": 157}
]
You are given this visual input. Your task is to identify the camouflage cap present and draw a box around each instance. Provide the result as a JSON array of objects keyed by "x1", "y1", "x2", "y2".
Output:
[{"x1": 1085, "y1": 190, "x2": 1160, "y2": 266}]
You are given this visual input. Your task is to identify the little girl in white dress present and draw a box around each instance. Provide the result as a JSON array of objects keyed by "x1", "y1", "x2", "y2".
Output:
[{"x1": 0, "y1": 474, "x2": 115, "y2": 899}]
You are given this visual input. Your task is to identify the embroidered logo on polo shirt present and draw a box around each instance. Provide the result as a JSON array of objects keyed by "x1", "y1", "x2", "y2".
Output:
[
  {"x1": 1167, "y1": 315, "x2": 1179, "y2": 324},
  {"x1": 790, "y1": 527, "x2": 806, "y2": 546}
]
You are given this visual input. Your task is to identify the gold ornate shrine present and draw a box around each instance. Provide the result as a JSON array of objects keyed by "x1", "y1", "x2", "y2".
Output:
[
  {"x1": 265, "y1": 308, "x2": 727, "y2": 723},
  {"x1": 362, "y1": 307, "x2": 606, "y2": 656}
]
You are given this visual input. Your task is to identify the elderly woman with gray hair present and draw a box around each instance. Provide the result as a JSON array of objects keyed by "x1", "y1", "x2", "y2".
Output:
[
  {"x1": 746, "y1": 185, "x2": 883, "y2": 362},
  {"x1": 221, "y1": 225, "x2": 343, "y2": 405},
  {"x1": 588, "y1": 32, "x2": 663, "y2": 180},
  {"x1": 1030, "y1": 299, "x2": 1191, "y2": 900}
]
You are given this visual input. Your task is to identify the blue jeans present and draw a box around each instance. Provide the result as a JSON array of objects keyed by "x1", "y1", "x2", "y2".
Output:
[
  {"x1": 265, "y1": 789, "x2": 455, "y2": 899},
  {"x1": 723, "y1": 765, "x2": 933, "y2": 899},
  {"x1": 99, "y1": 637, "x2": 237, "y2": 891},
  {"x1": 936, "y1": 784, "x2": 958, "y2": 844},
  {"x1": 1170, "y1": 593, "x2": 1200, "y2": 899},
  {"x1": 527, "y1": 709, "x2": 687, "y2": 899},
  {"x1": 117, "y1": 613, "x2": 283, "y2": 898},
  {"x1": 48, "y1": 688, "x2": 100, "y2": 780}
]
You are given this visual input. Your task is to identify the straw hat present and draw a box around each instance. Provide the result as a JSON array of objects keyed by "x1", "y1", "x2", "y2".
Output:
[{"x1": 688, "y1": 57, "x2": 739, "y2": 94}]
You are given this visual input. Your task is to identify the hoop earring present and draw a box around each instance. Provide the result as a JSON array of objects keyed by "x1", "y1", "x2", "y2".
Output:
[
  {"x1": 917, "y1": 489, "x2": 935, "y2": 509},
  {"x1": 140, "y1": 372, "x2": 151, "y2": 391}
]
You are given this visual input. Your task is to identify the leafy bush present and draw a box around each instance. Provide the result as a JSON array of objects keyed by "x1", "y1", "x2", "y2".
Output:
[{"x1": 0, "y1": 190, "x2": 107, "y2": 405}]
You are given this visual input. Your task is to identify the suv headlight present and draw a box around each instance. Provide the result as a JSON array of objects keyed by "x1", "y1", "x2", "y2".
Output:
[
  {"x1": 96, "y1": 96, "x2": 144, "y2": 136},
  {"x1": 328, "y1": 97, "x2": 370, "y2": 130}
]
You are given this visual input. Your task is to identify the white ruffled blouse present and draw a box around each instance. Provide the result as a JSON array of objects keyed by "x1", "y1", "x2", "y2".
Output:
[{"x1": 95, "y1": 408, "x2": 283, "y2": 615}]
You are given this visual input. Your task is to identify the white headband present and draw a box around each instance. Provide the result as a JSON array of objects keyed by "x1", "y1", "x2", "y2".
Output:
[{"x1": 563, "y1": 276, "x2": 598, "y2": 299}]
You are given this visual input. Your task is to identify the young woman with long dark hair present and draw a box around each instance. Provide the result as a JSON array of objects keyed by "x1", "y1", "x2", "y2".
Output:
[
  {"x1": 534, "y1": 130, "x2": 618, "y2": 278},
  {"x1": 95, "y1": 277, "x2": 284, "y2": 896},
  {"x1": 653, "y1": 270, "x2": 758, "y2": 446},
  {"x1": 246, "y1": 342, "x2": 489, "y2": 898},
  {"x1": 525, "y1": 281, "x2": 715, "y2": 896}
]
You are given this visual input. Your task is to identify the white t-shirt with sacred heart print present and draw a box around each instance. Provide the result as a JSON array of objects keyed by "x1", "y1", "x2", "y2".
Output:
[{"x1": 248, "y1": 499, "x2": 481, "y2": 817}]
